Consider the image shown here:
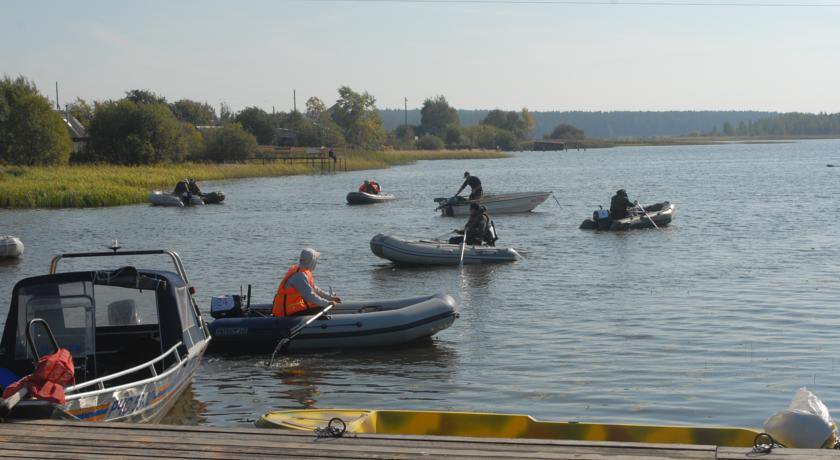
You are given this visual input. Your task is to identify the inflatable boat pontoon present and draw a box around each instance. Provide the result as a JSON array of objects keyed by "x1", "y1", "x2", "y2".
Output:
[
  {"x1": 370, "y1": 234, "x2": 521, "y2": 266},
  {"x1": 580, "y1": 202, "x2": 676, "y2": 231},
  {"x1": 346, "y1": 191, "x2": 396, "y2": 205},
  {"x1": 207, "y1": 293, "x2": 458, "y2": 353}
]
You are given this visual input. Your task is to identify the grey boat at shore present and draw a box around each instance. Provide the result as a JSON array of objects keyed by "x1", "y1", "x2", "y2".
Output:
[{"x1": 434, "y1": 192, "x2": 552, "y2": 217}]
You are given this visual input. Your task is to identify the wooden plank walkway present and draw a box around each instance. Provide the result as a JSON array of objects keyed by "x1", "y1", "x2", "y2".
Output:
[{"x1": 0, "y1": 420, "x2": 836, "y2": 459}]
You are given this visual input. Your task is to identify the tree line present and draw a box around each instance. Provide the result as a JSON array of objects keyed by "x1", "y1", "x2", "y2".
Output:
[{"x1": 704, "y1": 112, "x2": 840, "y2": 137}]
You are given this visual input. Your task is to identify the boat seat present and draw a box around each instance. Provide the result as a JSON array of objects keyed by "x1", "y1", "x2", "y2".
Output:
[{"x1": 107, "y1": 300, "x2": 142, "y2": 326}]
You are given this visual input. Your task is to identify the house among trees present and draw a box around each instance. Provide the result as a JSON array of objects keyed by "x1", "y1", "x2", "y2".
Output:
[{"x1": 56, "y1": 109, "x2": 88, "y2": 152}]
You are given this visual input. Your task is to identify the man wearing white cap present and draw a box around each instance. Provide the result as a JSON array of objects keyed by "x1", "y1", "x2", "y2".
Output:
[{"x1": 272, "y1": 248, "x2": 341, "y2": 317}]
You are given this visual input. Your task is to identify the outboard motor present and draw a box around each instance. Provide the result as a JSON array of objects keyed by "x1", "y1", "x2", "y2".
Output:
[
  {"x1": 486, "y1": 220, "x2": 499, "y2": 247},
  {"x1": 210, "y1": 285, "x2": 251, "y2": 319},
  {"x1": 593, "y1": 207, "x2": 612, "y2": 230}
]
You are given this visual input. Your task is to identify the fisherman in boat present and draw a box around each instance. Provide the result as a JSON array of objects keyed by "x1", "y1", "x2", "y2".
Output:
[
  {"x1": 609, "y1": 189, "x2": 638, "y2": 220},
  {"x1": 456, "y1": 171, "x2": 483, "y2": 200},
  {"x1": 358, "y1": 180, "x2": 381, "y2": 195},
  {"x1": 273, "y1": 248, "x2": 341, "y2": 317},
  {"x1": 173, "y1": 179, "x2": 189, "y2": 195},
  {"x1": 449, "y1": 203, "x2": 496, "y2": 246},
  {"x1": 187, "y1": 178, "x2": 202, "y2": 196}
]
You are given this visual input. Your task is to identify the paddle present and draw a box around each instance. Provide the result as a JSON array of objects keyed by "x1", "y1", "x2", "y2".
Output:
[
  {"x1": 551, "y1": 192, "x2": 563, "y2": 209},
  {"x1": 635, "y1": 202, "x2": 661, "y2": 230},
  {"x1": 0, "y1": 387, "x2": 28, "y2": 419},
  {"x1": 268, "y1": 303, "x2": 336, "y2": 366},
  {"x1": 458, "y1": 229, "x2": 468, "y2": 267}
]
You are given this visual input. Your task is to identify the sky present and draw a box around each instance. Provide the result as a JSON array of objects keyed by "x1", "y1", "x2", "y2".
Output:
[{"x1": 2, "y1": 0, "x2": 839, "y2": 113}]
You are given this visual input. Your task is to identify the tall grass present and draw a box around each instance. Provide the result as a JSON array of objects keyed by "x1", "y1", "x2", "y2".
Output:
[{"x1": 0, "y1": 150, "x2": 507, "y2": 209}]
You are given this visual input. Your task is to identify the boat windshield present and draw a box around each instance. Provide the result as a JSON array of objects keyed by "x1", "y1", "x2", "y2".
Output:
[{"x1": 15, "y1": 279, "x2": 161, "y2": 377}]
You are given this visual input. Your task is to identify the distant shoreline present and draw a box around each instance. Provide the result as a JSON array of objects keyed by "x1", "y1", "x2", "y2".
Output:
[
  {"x1": 0, "y1": 150, "x2": 507, "y2": 209},
  {"x1": 526, "y1": 135, "x2": 838, "y2": 150}
]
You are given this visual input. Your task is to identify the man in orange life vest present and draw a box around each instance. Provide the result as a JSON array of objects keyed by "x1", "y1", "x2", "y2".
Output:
[
  {"x1": 358, "y1": 180, "x2": 381, "y2": 194},
  {"x1": 272, "y1": 248, "x2": 341, "y2": 317}
]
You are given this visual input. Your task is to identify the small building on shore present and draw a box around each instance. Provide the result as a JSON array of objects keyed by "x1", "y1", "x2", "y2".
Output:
[{"x1": 56, "y1": 110, "x2": 88, "y2": 153}]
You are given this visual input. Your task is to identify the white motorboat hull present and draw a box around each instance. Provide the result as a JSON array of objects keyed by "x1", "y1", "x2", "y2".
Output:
[{"x1": 437, "y1": 192, "x2": 552, "y2": 216}]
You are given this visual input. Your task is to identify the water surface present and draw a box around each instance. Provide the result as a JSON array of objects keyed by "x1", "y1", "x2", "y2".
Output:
[{"x1": 2, "y1": 140, "x2": 839, "y2": 428}]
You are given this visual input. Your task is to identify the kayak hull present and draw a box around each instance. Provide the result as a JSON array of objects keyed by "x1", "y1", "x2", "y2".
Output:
[
  {"x1": 207, "y1": 293, "x2": 458, "y2": 353},
  {"x1": 436, "y1": 192, "x2": 551, "y2": 217},
  {"x1": 257, "y1": 409, "x2": 761, "y2": 448},
  {"x1": 347, "y1": 191, "x2": 396, "y2": 205},
  {"x1": 370, "y1": 234, "x2": 520, "y2": 266},
  {"x1": 580, "y1": 202, "x2": 676, "y2": 231}
]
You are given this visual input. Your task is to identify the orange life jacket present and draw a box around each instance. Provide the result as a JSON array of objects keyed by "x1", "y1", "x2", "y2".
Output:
[
  {"x1": 272, "y1": 264, "x2": 315, "y2": 317},
  {"x1": 370, "y1": 181, "x2": 380, "y2": 194},
  {"x1": 358, "y1": 183, "x2": 368, "y2": 193}
]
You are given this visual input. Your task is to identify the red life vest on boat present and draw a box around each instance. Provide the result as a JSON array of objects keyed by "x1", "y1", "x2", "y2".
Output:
[
  {"x1": 272, "y1": 264, "x2": 315, "y2": 317},
  {"x1": 2, "y1": 348, "x2": 75, "y2": 405},
  {"x1": 369, "y1": 181, "x2": 380, "y2": 194}
]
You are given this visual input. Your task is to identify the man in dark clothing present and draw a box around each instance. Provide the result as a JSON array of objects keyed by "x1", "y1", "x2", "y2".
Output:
[
  {"x1": 609, "y1": 189, "x2": 637, "y2": 220},
  {"x1": 456, "y1": 171, "x2": 483, "y2": 200},
  {"x1": 173, "y1": 180, "x2": 189, "y2": 195},
  {"x1": 449, "y1": 203, "x2": 491, "y2": 245}
]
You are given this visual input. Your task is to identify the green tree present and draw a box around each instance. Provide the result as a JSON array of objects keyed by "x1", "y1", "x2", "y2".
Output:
[
  {"x1": 332, "y1": 86, "x2": 386, "y2": 148},
  {"x1": 67, "y1": 97, "x2": 94, "y2": 128},
  {"x1": 481, "y1": 109, "x2": 531, "y2": 141},
  {"x1": 219, "y1": 102, "x2": 234, "y2": 123},
  {"x1": 0, "y1": 76, "x2": 72, "y2": 165},
  {"x1": 546, "y1": 123, "x2": 585, "y2": 140},
  {"x1": 723, "y1": 121, "x2": 734, "y2": 136},
  {"x1": 304, "y1": 97, "x2": 345, "y2": 146},
  {"x1": 463, "y1": 124, "x2": 516, "y2": 150},
  {"x1": 235, "y1": 106, "x2": 276, "y2": 145},
  {"x1": 420, "y1": 95, "x2": 459, "y2": 138},
  {"x1": 86, "y1": 98, "x2": 190, "y2": 164},
  {"x1": 443, "y1": 124, "x2": 462, "y2": 147},
  {"x1": 124, "y1": 89, "x2": 167, "y2": 105},
  {"x1": 170, "y1": 99, "x2": 217, "y2": 125},
  {"x1": 418, "y1": 134, "x2": 444, "y2": 150},
  {"x1": 202, "y1": 123, "x2": 257, "y2": 162}
]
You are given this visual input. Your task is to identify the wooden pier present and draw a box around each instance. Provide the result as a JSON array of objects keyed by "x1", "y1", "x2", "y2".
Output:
[
  {"x1": 254, "y1": 146, "x2": 347, "y2": 173},
  {"x1": 0, "y1": 420, "x2": 836, "y2": 459}
]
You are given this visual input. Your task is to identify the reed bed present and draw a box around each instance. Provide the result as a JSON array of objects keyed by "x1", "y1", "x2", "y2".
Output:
[{"x1": 0, "y1": 150, "x2": 507, "y2": 209}]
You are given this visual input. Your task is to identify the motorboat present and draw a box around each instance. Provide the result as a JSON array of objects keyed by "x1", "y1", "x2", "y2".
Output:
[
  {"x1": 148, "y1": 191, "x2": 203, "y2": 207},
  {"x1": 434, "y1": 192, "x2": 552, "y2": 216},
  {"x1": 0, "y1": 248, "x2": 211, "y2": 422},
  {"x1": 346, "y1": 191, "x2": 396, "y2": 205},
  {"x1": 207, "y1": 293, "x2": 457, "y2": 353},
  {"x1": 580, "y1": 202, "x2": 676, "y2": 231},
  {"x1": 370, "y1": 234, "x2": 520, "y2": 266},
  {"x1": 256, "y1": 409, "x2": 761, "y2": 448},
  {"x1": 0, "y1": 236, "x2": 23, "y2": 259}
]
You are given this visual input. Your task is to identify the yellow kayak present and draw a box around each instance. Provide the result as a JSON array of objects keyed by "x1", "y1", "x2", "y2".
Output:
[{"x1": 257, "y1": 409, "x2": 761, "y2": 447}]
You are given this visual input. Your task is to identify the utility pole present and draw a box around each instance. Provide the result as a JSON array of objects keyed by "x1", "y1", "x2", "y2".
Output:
[
  {"x1": 404, "y1": 97, "x2": 408, "y2": 128},
  {"x1": 293, "y1": 89, "x2": 297, "y2": 112},
  {"x1": 55, "y1": 82, "x2": 59, "y2": 110}
]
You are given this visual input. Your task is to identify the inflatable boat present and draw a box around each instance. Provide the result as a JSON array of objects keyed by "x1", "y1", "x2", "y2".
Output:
[
  {"x1": 370, "y1": 234, "x2": 520, "y2": 266},
  {"x1": 0, "y1": 236, "x2": 23, "y2": 259},
  {"x1": 434, "y1": 192, "x2": 552, "y2": 217},
  {"x1": 580, "y1": 202, "x2": 676, "y2": 231},
  {"x1": 200, "y1": 191, "x2": 225, "y2": 204},
  {"x1": 346, "y1": 191, "x2": 396, "y2": 205},
  {"x1": 149, "y1": 191, "x2": 204, "y2": 207},
  {"x1": 207, "y1": 293, "x2": 458, "y2": 353}
]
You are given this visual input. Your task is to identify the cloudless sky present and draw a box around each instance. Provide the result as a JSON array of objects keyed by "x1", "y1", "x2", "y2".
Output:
[{"x1": 2, "y1": 0, "x2": 839, "y2": 113}]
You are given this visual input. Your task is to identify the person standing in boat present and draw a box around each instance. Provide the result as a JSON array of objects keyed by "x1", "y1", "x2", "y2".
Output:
[
  {"x1": 273, "y1": 248, "x2": 341, "y2": 317},
  {"x1": 609, "y1": 189, "x2": 638, "y2": 220},
  {"x1": 456, "y1": 172, "x2": 483, "y2": 200},
  {"x1": 449, "y1": 203, "x2": 494, "y2": 246}
]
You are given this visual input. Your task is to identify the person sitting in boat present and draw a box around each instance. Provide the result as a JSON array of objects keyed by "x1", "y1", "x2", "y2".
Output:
[
  {"x1": 609, "y1": 189, "x2": 638, "y2": 220},
  {"x1": 187, "y1": 178, "x2": 202, "y2": 196},
  {"x1": 272, "y1": 248, "x2": 341, "y2": 317},
  {"x1": 456, "y1": 172, "x2": 483, "y2": 200},
  {"x1": 449, "y1": 203, "x2": 495, "y2": 246},
  {"x1": 173, "y1": 179, "x2": 189, "y2": 195},
  {"x1": 358, "y1": 180, "x2": 381, "y2": 195}
]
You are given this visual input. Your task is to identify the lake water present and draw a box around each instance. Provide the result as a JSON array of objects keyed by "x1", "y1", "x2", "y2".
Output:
[{"x1": 2, "y1": 140, "x2": 840, "y2": 428}]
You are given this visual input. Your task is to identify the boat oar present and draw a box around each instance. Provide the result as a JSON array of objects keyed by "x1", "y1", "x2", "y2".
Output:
[
  {"x1": 551, "y1": 192, "x2": 562, "y2": 209},
  {"x1": 458, "y1": 229, "x2": 468, "y2": 267},
  {"x1": 635, "y1": 203, "x2": 661, "y2": 230},
  {"x1": 268, "y1": 303, "x2": 336, "y2": 366}
]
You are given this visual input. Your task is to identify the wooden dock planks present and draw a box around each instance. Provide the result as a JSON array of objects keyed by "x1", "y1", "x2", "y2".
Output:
[{"x1": 0, "y1": 420, "x2": 835, "y2": 459}]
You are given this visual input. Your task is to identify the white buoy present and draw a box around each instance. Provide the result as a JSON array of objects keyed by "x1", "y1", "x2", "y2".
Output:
[{"x1": 0, "y1": 236, "x2": 24, "y2": 259}]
